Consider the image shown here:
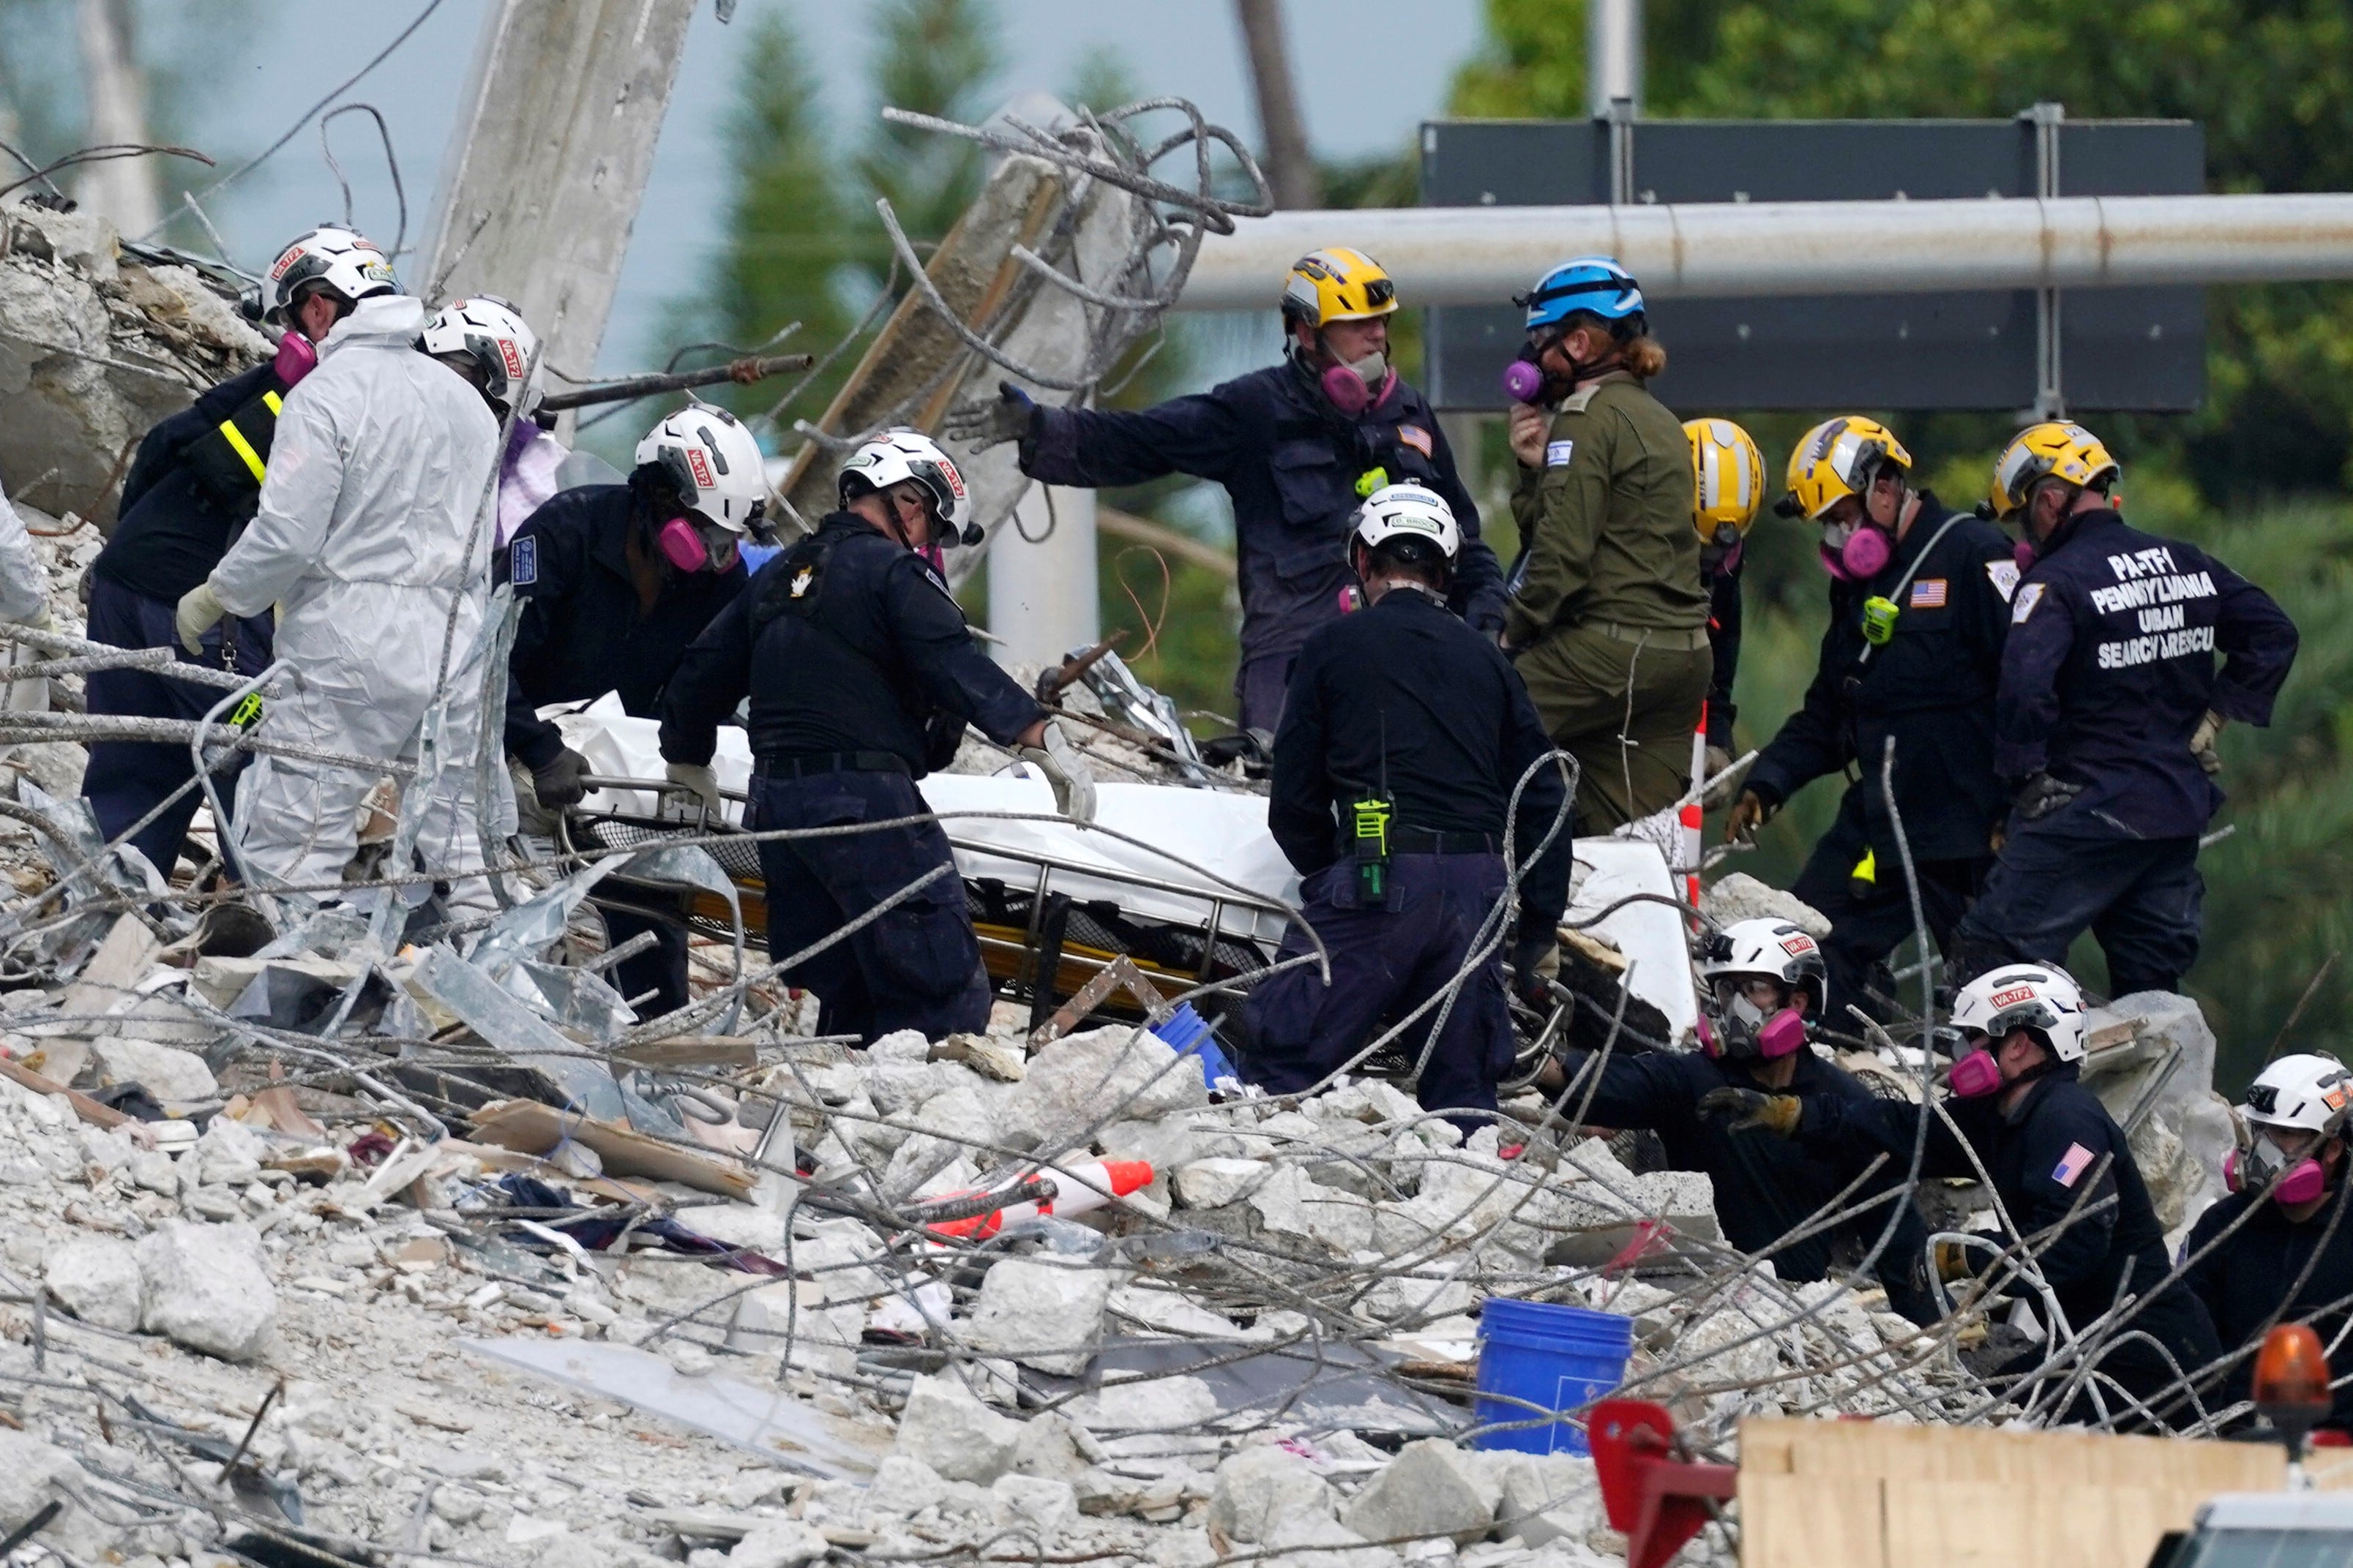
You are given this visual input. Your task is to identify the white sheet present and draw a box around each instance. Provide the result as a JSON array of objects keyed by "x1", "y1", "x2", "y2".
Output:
[{"x1": 550, "y1": 694, "x2": 1698, "y2": 1033}]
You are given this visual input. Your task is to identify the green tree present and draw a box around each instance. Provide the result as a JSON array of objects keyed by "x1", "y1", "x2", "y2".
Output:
[{"x1": 856, "y1": 0, "x2": 1001, "y2": 274}]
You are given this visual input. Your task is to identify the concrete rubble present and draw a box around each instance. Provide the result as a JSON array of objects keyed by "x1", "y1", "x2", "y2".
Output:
[{"x1": 0, "y1": 124, "x2": 2260, "y2": 1568}]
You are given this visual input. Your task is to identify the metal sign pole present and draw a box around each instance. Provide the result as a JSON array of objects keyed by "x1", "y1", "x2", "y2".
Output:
[{"x1": 2027, "y1": 100, "x2": 2068, "y2": 420}]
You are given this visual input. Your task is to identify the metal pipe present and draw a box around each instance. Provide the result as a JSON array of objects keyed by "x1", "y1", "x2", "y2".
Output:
[
  {"x1": 1172, "y1": 192, "x2": 2353, "y2": 310},
  {"x1": 1587, "y1": 0, "x2": 1643, "y2": 119}
]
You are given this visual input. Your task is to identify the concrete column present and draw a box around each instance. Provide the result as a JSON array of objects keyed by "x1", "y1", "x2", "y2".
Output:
[{"x1": 987, "y1": 484, "x2": 1099, "y2": 675}]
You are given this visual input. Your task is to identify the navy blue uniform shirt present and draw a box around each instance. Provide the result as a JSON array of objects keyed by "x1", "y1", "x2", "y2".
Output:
[
  {"x1": 1997, "y1": 509, "x2": 2297, "y2": 839},
  {"x1": 498, "y1": 485, "x2": 747, "y2": 770},
  {"x1": 1020, "y1": 361, "x2": 1507, "y2": 663},
  {"x1": 1802, "y1": 1066, "x2": 2171, "y2": 1332},
  {"x1": 1748, "y1": 494, "x2": 2016, "y2": 865},
  {"x1": 1267, "y1": 587, "x2": 1571, "y2": 929},
  {"x1": 97, "y1": 360, "x2": 289, "y2": 604},
  {"x1": 2180, "y1": 1185, "x2": 2353, "y2": 1428},
  {"x1": 661, "y1": 511, "x2": 1043, "y2": 772}
]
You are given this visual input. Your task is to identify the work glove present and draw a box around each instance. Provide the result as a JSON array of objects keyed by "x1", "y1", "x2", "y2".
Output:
[
  {"x1": 1702, "y1": 744, "x2": 1735, "y2": 808},
  {"x1": 2190, "y1": 708, "x2": 2227, "y2": 776},
  {"x1": 174, "y1": 581, "x2": 225, "y2": 656},
  {"x1": 1510, "y1": 932, "x2": 1561, "y2": 1010},
  {"x1": 531, "y1": 746, "x2": 593, "y2": 810},
  {"x1": 942, "y1": 380, "x2": 1038, "y2": 453},
  {"x1": 1020, "y1": 720, "x2": 1097, "y2": 824},
  {"x1": 1933, "y1": 1239, "x2": 1983, "y2": 1284},
  {"x1": 2013, "y1": 770, "x2": 2083, "y2": 822},
  {"x1": 1695, "y1": 1086, "x2": 1803, "y2": 1137},
  {"x1": 664, "y1": 760, "x2": 724, "y2": 822},
  {"x1": 1724, "y1": 787, "x2": 1777, "y2": 844}
]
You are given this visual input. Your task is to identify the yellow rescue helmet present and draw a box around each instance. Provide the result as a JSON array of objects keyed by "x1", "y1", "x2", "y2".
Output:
[
  {"x1": 1990, "y1": 421, "x2": 2120, "y2": 519},
  {"x1": 1280, "y1": 247, "x2": 1399, "y2": 330},
  {"x1": 1686, "y1": 418, "x2": 1766, "y2": 544},
  {"x1": 1781, "y1": 415, "x2": 1912, "y2": 521}
]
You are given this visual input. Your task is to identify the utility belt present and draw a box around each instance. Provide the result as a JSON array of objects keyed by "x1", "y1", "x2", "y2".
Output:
[
  {"x1": 1363, "y1": 825, "x2": 1500, "y2": 856},
  {"x1": 1586, "y1": 619, "x2": 1710, "y2": 652},
  {"x1": 752, "y1": 750, "x2": 910, "y2": 779}
]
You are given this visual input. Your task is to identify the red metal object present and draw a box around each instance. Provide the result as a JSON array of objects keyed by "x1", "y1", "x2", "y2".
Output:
[
  {"x1": 1600, "y1": 1218, "x2": 1677, "y2": 1277},
  {"x1": 1588, "y1": 1398, "x2": 1738, "y2": 1568}
]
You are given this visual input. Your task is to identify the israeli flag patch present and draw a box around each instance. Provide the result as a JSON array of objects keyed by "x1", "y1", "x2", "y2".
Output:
[
  {"x1": 1545, "y1": 440, "x2": 1576, "y2": 468},
  {"x1": 509, "y1": 535, "x2": 538, "y2": 588}
]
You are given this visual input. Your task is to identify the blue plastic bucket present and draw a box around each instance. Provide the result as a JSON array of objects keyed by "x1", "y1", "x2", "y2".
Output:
[
  {"x1": 1151, "y1": 1003, "x2": 1238, "y2": 1090},
  {"x1": 1472, "y1": 1299, "x2": 1634, "y2": 1455}
]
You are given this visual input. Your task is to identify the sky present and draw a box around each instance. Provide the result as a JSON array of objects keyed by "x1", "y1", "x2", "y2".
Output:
[{"x1": 122, "y1": 0, "x2": 1488, "y2": 375}]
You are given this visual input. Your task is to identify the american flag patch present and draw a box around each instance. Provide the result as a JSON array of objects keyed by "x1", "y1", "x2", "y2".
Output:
[
  {"x1": 2051, "y1": 1142, "x2": 2096, "y2": 1189},
  {"x1": 1909, "y1": 578, "x2": 1948, "y2": 609}
]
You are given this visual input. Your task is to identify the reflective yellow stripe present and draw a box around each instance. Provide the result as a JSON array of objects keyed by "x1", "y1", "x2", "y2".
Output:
[
  {"x1": 216, "y1": 419, "x2": 266, "y2": 484},
  {"x1": 262, "y1": 391, "x2": 282, "y2": 415},
  {"x1": 1851, "y1": 848, "x2": 1877, "y2": 885}
]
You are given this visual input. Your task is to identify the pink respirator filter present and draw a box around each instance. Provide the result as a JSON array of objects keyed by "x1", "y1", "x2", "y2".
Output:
[
  {"x1": 1948, "y1": 1049, "x2": 2005, "y2": 1099},
  {"x1": 1820, "y1": 525, "x2": 1893, "y2": 582},
  {"x1": 656, "y1": 517, "x2": 708, "y2": 573},
  {"x1": 273, "y1": 331, "x2": 318, "y2": 387}
]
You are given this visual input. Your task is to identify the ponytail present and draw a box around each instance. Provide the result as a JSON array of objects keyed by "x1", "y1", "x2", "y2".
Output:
[{"x1": 1623, "y1": 335, "x2": 1668, "y2": 382}]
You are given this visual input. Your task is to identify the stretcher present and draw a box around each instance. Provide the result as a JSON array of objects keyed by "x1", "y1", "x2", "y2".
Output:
[{"x1": 545, "y1": 694, "x2": 1699, "y2": 1043}]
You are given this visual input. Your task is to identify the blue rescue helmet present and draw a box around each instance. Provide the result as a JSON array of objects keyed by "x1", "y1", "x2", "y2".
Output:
[{"x1": 1518, "y1": 256, "x2": 1645, "y2": 332}]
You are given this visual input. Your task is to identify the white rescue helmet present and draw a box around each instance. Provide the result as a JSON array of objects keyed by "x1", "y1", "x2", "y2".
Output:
[
  {"x1": 2242, "y1": 1054, "x2": 2353, "y2": 1138},
  {"x1": 265, "y1": 225, "x2": 397, "y2": 321},
  {"x1": 1350, "y1": 482, "x2": 1461, "y2": 571},
  {"x1": 1697, "y1": 918, "x2": 1826, "y2": 1059},
  {"x1": 838, "y1": 429, "x2": 979, "y2": 546},
  {"x1": 1950, "y1": 964, "x2": 2087, "y2": 1063},
  {"x1": 417, "y1": 295, "x2": 542, "y2": 417},
  {"x1": 636, "y1": 405, "x2": 769, "y2": 534}
]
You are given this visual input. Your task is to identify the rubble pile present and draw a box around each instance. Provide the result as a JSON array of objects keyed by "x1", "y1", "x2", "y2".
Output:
[{"x1": 1, "y1": 198, "x2": 268, "y2": 529}]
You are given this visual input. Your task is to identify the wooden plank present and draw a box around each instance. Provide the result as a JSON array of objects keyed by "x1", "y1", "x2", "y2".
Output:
[
  {"x1": 1880, "y1": 1479, "x2": 2028, "y2": 1568},
  {"x1": 467, "y1": 1099, "x2": 755, "y2": 1198},
  {"x1": 607, "y1": 1037, "x2": 760, "y2": 1072},
  {"x1": 0, "y1": 1055, "x2": 128, "y2": 1130},
  {"x1": 1737, "y1": 1472, "x2": 1883, "y2": 1568}
]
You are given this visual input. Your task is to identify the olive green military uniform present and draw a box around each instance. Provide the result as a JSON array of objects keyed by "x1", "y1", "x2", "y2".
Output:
[{"x1": 1505, "y1": 371, "x2": 1710, "y2": 831}]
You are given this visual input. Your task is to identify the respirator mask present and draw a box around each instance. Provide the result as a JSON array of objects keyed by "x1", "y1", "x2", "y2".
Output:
[
  {"x1": 655, "y1": 516, "x2": 738, "y2": 574},
  {"x1": 1320, "y1": 349, "x2": 1395, "y2": 417},
  {"x1": 273, "y1": 329, "x2": 318, "y2": 388},
  {"x1": 1819, "y1": 518, "x2": 1893, "y2": 582},
  {"x1": 2226, "y1": 1131, "x2": 2331, "y2": 1207},
  {"x1": 1699, "y1": 978, "x2": 1808, "y2": 1060}
]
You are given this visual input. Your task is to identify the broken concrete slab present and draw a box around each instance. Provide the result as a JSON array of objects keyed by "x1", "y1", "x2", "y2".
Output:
[
  {"x1": 963, "y1": 1256, "x2": 1114, "y2": 1376},
  {"x1": 91, "y1": 1035, "x2": 216, "y2": 1103},
  {"x1": 893, "y1": 1372, "x2": 1022, "y2": 1484},
  {"x1": 1206, "y1": 1442, "x2": 1336, "y2": 1544},
  {"x1": 136, "y1": 1220, "x2": 276, "y2": 1360},
  {"x1": 43, "y1": 1234, "x2": 142, "y2": 1331},
  {"x1": 1342, "y1": 1438, "x2": 1501, "y2": 1546}
]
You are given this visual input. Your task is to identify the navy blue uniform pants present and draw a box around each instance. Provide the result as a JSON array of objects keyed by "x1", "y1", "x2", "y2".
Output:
[
  {"x1": 749, "y1": 768, "x2": 990, "y2": 1044},
  {"x1": 1953, "y1": 820, "x2": 2202, "y2": 997},
  {"x1": 1789, "y1": 808, "x2": 1986, "y2": 1021},
  {"x1": 79, "y1": 574, "x2": 273, "y2": 879},
  {"x1": 1241, "y1": 852, "x2": 1513, "y2": 1128},
  {"x1": 1236, "y1": 653, "x2": 1295, "y2": 736}
]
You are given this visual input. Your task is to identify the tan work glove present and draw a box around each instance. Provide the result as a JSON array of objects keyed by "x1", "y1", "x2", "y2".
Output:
[
  {"x1": 2190, "y1": 709, "x2": 2226, "y2": 776},
  {"x1": 663, "y1": 760, "x2": 724, "y2": 822},
  {"x1": 174, "y1": 582, "x2": 225, "y2": 655},
  {"x1": 1020, "y1": 720, "x2": 1098, "y2": 824},
  {"x1": 1696, "y1": 1087, "x2": 1803, "y2": 1136}
]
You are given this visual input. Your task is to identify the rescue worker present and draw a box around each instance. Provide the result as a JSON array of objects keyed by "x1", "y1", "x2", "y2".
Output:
[
  {"x1": 500, "y1": 405, "x2": 761, "y2": 1017},
  {"x1": 658, "y1": 431, "x2": 1096, "y2": 1043},
  {"x1": 942, "y1": 248, "x2": 1505, "y2": 732},
  {"x1": 1727, "y1": 418, "x2": 2014, "y2": 1019},
  {"x1": 1950, "y1": 423, "x2": 2299, "y2": 997},
  {"x1": 1503, "y1": 258, "x2": 1709, "y2": 831},
  {"x1": 2180, "y1": 1054, "x2": 2353, "y2": 1433},
  {"x1": 79, "y1": 225, "x2": 388, "y2": 879},
  {"x1": 1705, "y1": 963, "x2": 2220, "y2": 1427},
  {"x1": 174, "y1": 269, "x2": 503, "y2": 913},
  {"x1": 1549, "y1": 918, "x2": 1936, "y2": 1321},
  {"x1": 1686, "y1": 419, "x2": 1765, "y2": 785},
  {"x1": 1238, "y1": 483, "x2": 1569, "y2": 1130}
]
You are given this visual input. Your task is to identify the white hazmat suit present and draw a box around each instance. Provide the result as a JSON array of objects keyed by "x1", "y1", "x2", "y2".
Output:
[
  {"x1": 207, "y1": 295, "x2": 501, "y2": 904},
  {"x1": 0, "y1": 478, "x2": 51, "y2": 624}
]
